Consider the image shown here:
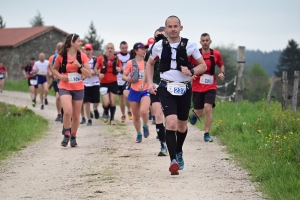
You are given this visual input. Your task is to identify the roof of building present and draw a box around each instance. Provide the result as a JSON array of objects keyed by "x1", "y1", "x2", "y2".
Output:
[{"x1": 0, "y1": 26, "x2": 69, "y2": 47}]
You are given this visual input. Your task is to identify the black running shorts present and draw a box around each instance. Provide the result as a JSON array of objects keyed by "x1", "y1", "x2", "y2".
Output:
[
  {"x1": 158, "y1": 81, "x2": 191, "y2": 121},
  {"x1": 84, "y1": 85, "x2": 100, "y2": 103},
  {"x1": 192, "y1": 90, "x2": 216, "y2": 110},
  {"x1": 100, "y1": 81, "x2": 118, "y2": 95}
]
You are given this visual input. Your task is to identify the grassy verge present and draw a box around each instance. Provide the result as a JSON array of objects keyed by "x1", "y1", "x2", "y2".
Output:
[
  {"x1": 0, "y1": 102, "x2": 48, "y2": 161},
  {"x1": 194, "y1": 100, "x2": 300, "y2": 200},
  {"x1": 4, "y1": 79, "x2": 55, "y2": 96}
]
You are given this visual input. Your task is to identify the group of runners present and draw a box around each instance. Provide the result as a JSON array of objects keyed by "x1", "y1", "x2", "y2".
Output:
[{"x1": 6, "y1": 15, "x2": 226, "y2": 176}]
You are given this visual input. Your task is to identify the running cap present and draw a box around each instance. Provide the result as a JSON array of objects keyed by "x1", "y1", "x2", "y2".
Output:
[
  {"x1": 133, "y1": 43, "x2": 149, "y2": 50},
  {"x1": 84, "y1": 43, "x2": 93, "y2": 50}
]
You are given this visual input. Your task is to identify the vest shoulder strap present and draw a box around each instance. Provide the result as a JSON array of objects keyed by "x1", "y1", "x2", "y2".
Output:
[{"x1": 200, "y1": 48, "x2": 215, "y2": 75}]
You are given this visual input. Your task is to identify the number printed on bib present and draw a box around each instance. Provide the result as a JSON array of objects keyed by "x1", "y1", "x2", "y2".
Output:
[
  {"x1": 68, "y1": 73, "x2": 82, "y2": 83},
  {"x1": 200, "y1": 74, "x2": 214, "y2": 85},
  {"x1": 0, "y1": 73, "x2": 4, "y2": 78},
  {"x1": 30, "y1": 79, "x2": 37, "y2": 85},
  {"x1": 138, "y1": 70, "x2": 144, "y2": 80},
  {"x1": 167, "y1": 82, "x2": 186, "y2": 96}
]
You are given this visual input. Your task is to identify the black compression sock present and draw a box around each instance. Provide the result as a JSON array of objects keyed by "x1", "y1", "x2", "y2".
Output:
[
  {"x1": 156, "y1": 123, "x2": 166, "y2": 143},
  {"x1": 104, "y1": 106, "x2": 109, "y2": 115},
  {"x1": 176, "y1": 129, "x2": 187, "y2": 154},
  {"x1": 109, "y1": 106, "x2": 116, "y2": 120},
  {"x1": 166, "y1": 130, "x2": 177, "y2": 161}
]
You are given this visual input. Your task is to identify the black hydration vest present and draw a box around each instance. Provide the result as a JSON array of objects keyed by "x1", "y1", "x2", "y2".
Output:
[
  {"x1": 60, "y1": 51, "x2": 82, "y2": 73},
  {"x1": 158, "y1": 37, "x2": 192, "y2": 73},
  {"x1": 200, "y1": 48, "x2": 215, "y2": 75},
  {"x1": 100, "y1": 55, "x2": 118, "y2": 75}
]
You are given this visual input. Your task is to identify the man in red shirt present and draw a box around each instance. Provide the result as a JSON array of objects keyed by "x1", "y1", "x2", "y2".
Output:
[
  {"x1": 0, "y1": 61, "x2": 8, "y2": 93},
  {"x1": 190, "y1": 33, "x2": 225, "y2": 142},
  {"x1": 24, "y1": 57, "x2": 38, "y2": 106}
]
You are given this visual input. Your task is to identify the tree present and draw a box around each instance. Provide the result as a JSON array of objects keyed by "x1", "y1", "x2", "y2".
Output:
[
  {"x1": 0, "y1": 15, "x2": 5, "y2": 28},
  {"x1": 274, "y1": 39, "x2": 300, "y2": 80},
  {"x1": 244, "y1": 63, "x2": 270, "y2": 102},
  {"x1": 84, "y1": 21, "x2": 104, "y2": 51},
  {"x1": 30, "y1": 11, "x2": 44, "y2": 27}
]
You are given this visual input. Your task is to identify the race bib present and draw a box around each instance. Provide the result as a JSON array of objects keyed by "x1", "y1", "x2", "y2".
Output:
[
  {"x1": 100, "y1": 87, "x2": 108, "y2": 95},
  {"x1": 68, "y1": 73, "x2": 82, "y2": 83},
  {"x1": 118, "y1": 80, "x2": 125, "y2": 86},
  {"x1": 167, "y1": 82, "x2": 186, "y2": 96},
  {"x1": 0, "y1": 73, "x2": 4, "y2": 78},
  {"x1": 138, "y1": 70, "x2": 144, "y2": 80},
  {"x1": 30, "y1": 79, "x2": 37, "y2": 85},
  {"x1": 38, "y1": 68, "x2": 47, "y2": 75},
  {"x1": 200, "y1": 74, "x2": 214, "y2": 85}
]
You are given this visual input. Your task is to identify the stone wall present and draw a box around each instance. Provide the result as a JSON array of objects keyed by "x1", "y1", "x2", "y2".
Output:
[{"x1": 0, "y1": 29, "x2": 67, "y2": 79}]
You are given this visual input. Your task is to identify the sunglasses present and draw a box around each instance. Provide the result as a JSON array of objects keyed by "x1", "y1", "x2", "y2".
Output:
[{"x1": 71, "y1": 33, "x2": 78, "y2": 42}]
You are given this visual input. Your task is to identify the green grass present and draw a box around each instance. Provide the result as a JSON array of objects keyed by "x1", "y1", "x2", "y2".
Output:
[
  {"x1": 0, "y1": 102, "x2": 48, "y2": 161},
  {"x1": 194, "y1": 100, "x2": 300, "y2": 200},
  {"x1": 4, "y1": 79, "x2": 55, "y2": 96}
]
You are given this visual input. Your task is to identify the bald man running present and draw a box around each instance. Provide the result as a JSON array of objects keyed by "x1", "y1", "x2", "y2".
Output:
[
  {"x1": 33, "y1": 53, "x2": 49, "y2": 110},
  {"x1": 49, "y1": 42, "x2": 63, "y2": 121}
]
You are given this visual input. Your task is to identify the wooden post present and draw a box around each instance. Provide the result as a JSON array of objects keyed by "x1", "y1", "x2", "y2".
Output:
[
  {"x1": 292, "y1": 71, "x2": 299, "y2": 113},
  {"x1": 266, "y1": 75, "x2": 276, "y2": 108},
  {"x1": 282, "y1": 71, "x2": 288, "y2": 110},
  {"x1": 235, "y1": 46, "x2": 246, "y2": 102}
]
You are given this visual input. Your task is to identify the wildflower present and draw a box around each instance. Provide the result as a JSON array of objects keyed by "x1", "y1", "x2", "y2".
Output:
[
  {"x1": 243, "y1": 122, "x2": 246, "y2": 125},
  {"x1": 290, "y1": 132, "x2": 294, "y2": 135},
  {"x1": 284, "y1": 135, "x2": 287, "y2": 139},
  {"x1": 257, "y1": 130, "x2": 262, "y2": 133}
]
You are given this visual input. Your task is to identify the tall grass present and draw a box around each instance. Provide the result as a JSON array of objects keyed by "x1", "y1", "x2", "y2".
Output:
[
  {"x1": 195, "y1": 100, "x2": 300, "y2": 200},
  {"x1": 0, "y1": 102, "x2": 48, "y2": 161}
]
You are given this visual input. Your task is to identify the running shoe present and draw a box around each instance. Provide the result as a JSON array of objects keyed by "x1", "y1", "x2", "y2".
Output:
[
  {"x1": 110, "y1": 119, "x2": 116, "y2": 125},
  {"x1": 169, "y1": 159, "x2": 180, "y2": 175},
  {"x1": 158, "y1": 146, "x2": 168, "y2": 156},
  {"x1": 87, "y1": 119, "x2": 92, "y2": 126},
  {"x1": 55, "y1": 114, "x2": 62, "y2": 122},
  {"x1": 204, "y1": 132, "x2": 213, "y2": 142},
  {"x1": 61, "y1": 135, "x2": 70, "y2": 147},
  {"x1": 44, "y1": 98, "x2": 48, "y2": 105},
  {"x1": 143, "y1": 125, "x2": 150, "y2": 138},
  {"x1": 70, "y1": 135, "x2": 77, "y2": 147},
  {"x1": 90, "y1": 112, "x2": 94, "y2": 119},
  {"x1": 128, "y1": 111, "x2": 133, "y2": 120},
  {"x1": 121, "y1": 115, "x2": 126, "y2": 123},
  {"x1": 32, "y1": 101, "x2": 36, "y2": 107},
  {"x1": 80, "y1": 117, "x2": 86, "y2": 124},
  {"x1": 177, "y1": 152, "x2": 184, "y2": 170},
  {"x1": 189, "y1": 113, "x2": 197, "y2": 125},
  {"x1": 135, "y1": 134, "x2": 142, "y2": 143},
  {"x1": 103, "y1": 115, "x2": 109, "y2": 123},
  {"x1": 41, "y1": 105, "x2": 44, "y2": 110},
  {"x1": 94, "y1": 110, "x2": 99, "y2": 119},
  {"x1": 152, "y1": 116, "x2": 156, "y2": 125}
]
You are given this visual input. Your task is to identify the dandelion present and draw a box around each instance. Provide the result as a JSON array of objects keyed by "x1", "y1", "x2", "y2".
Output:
[
  {"x1": 284, "y1": 135, "x2": 287, "y2": 139},
  {"x1": 257, "y1": 130, "x2": 262, "y2": 133},
  {"x1": 290, "y1": 132, "x2": 294, "y2": 135}
]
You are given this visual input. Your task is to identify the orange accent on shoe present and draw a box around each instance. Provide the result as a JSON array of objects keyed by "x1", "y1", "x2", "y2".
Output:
[
  {"x1": 128, "y1": 111, "x2": 133, "y2": 120},
  {"x1": 169, "y1": 161, "x2": 180, "y2": 175},
  {"x1": 121, "y1": 116, "x2": 126, "y2": 123}
]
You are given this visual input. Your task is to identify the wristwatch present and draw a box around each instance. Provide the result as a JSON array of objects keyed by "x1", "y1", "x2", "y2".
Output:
[
  {"x1": 190, "y1": 68, "x2": 195, "y2": 76},
  {"x1": 79, "y1": 64, "x2": 83, "y2": 69},
  {"x1": 221, "y1": 72, "x2": 225, "y2": 75}
]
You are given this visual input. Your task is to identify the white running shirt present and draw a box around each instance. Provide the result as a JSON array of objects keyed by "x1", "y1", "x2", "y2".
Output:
[
  {"x1": 33, "y1": 60, "x2": 49, "y2": 76},
  {"x1": 84, "y1": 57, "x2": 100, "y2": 86},
  {"x1": 117, "y1": 52, "x2": 130, "y2": 86},
  {"x1": 150, "y1": 38, "x2": 201, "y2": 82}
]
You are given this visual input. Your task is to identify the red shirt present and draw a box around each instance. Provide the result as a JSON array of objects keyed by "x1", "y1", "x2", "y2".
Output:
[
  {"x1": 25, "y1": 64, "x2": 35, "y2": 78},
  {"x1": 0, "y1": 66, "x2": 7, "y2": 73},
  {"x1": 192, "y1": 49, "x2": 223, "y2": 92},
  {"x1": 97, "y1": 55, "x2": 122, "y2": 84}
]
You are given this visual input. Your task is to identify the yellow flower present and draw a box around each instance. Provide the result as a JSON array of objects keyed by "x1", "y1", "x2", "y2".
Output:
[
  {"x1": 290, "y1": 132, "x2": 294, "y2": 135},
  {"x1": 257, "y1": 130, "x2": 262, "y2": 133},
  {"x1": 284, "y1": 135, "x2": 288, "y2": 139}
]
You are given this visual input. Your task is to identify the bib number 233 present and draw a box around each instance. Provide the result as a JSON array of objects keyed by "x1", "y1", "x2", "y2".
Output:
[{"x1": 167, "y1": 82, "x2": 186, "y2": 96}]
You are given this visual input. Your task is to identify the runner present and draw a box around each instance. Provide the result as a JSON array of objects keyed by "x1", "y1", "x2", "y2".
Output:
[
  {"x1": 83, "y1": 43, "x2": 100, "y2": 126},
  {"x1": 0, "y1": 61, "x2": 8, "y2": 93},
  {"x1": 190, "y1": 33, "x2": 225, "y2": 142},
  {"x1": 144, "y1": 27, "x2": 168, "y2": 155},
  {"x1": 116, "y1": 41, "x2": 132, "y2": 122},
  {"x1": 51, "y1": 33, "x2": 92, "y2": 147},
  {"x1": 24, "y1": 57, "x2": 38, "y2": 106},
  {"x1": 32, "y1": 53, "x2": 49, "y2": 110},
  {"x1": 95, "y1": 43, "x2": 122, "y2": 125},
  {"x1": 123, "y1": 43, "x2": 150, "y2": 143},
  {"x1": 146, "y1": 16, "x2": 207, "y2": 175},
  {"x1": 48, "y1": 42, "x2": 63, "y2": 122}
]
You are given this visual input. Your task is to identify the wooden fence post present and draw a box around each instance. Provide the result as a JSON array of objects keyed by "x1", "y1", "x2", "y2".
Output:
[
  {"x1": 266, "y1": 75, "x2": 276, "y2": 108},
  {"x1": 282, "y1": 71, "x2": 288, "y2": 110},
  {"x1": 235, "y1": 46, "x2": 246, "y2": 102},
  {"x1": 292, "y1": 71, "x2": 299, "y2": 113}
]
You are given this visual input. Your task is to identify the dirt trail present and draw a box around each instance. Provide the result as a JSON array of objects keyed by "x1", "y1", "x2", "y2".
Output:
[{"x1": 0, "y1": 91, "x2": 263, "y2": 200}]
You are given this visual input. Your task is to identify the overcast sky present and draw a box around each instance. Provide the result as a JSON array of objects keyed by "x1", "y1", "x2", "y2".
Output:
[{"x1": 1, "y1": 0, "x2": 299, "y2": 52}]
